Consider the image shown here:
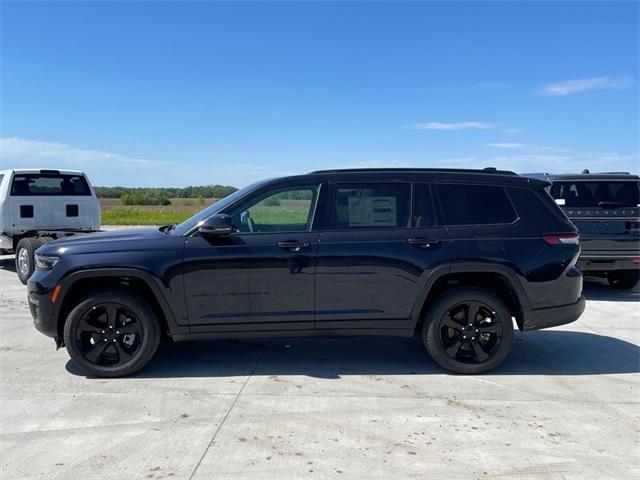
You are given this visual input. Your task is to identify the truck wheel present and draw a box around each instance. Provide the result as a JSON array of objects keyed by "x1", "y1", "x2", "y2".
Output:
[
  {"x1": 15, "y1": 237, "x2": 43, "y2": 284},
  {"x1": 608, "y1": 270, "x2": 640, "y2": 290},
  {"x1": 422, "y1": 287, "x2": 514, "y2": 374},
  {"x1": 63, "y1": 289, "x2": 161, "y2": 377}
]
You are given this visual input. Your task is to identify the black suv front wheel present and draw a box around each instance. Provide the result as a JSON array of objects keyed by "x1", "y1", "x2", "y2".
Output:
[
  {"x1": 422, "y1": 287, "x2": 514, "y2": 374},
  {"x1": 63, "y1": 289, "x2": 161, "y2": 377}
]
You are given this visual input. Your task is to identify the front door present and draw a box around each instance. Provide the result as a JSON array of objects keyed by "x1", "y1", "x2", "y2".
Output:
[{"x1": 184, "y1": 184, "x2": 322, "y2": 332}]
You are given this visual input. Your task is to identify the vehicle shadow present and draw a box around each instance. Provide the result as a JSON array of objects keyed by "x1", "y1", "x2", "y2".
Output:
[
  {"x1": 0, "y1": 257, "x2": 16, "y2": 274},
  {"x1": 583, "y1": 277, "x2": 640, "y2": 302},
  {"x1": 66, "y1": 330, "x2": 639, "y2": 379}
]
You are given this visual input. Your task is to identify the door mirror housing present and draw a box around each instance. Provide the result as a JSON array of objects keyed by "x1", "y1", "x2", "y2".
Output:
[{"x1": 198, "y1": 214, "x2": 235, "y2": 236}]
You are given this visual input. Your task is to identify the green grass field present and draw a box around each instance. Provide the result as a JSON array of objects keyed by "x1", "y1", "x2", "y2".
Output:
[
  {"x1": 100, "y1": 198, "x2": 310, "y2": 226},
  {"x1": 101, "y1": 207, "x2": 195, "y2": 225}
]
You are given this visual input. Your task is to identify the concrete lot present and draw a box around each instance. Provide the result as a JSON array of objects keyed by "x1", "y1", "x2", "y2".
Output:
[{"x1": 0, "y1": 254, "x2": 638, "y2": 480}]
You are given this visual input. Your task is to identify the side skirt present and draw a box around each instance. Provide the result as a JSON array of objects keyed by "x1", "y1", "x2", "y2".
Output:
[{"x1": 171, "y1": 328, "x2": 415, "y2": 342}]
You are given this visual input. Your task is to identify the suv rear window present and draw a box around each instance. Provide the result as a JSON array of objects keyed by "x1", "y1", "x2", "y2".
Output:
[
  {"x1": 437, "y1": 184, "x2": 517, "y2": 226},
  {"x1": 11, "y1": 173, "x2": 91, "y2": 196},
  {"x1": 335, "y1": 183, "x2": 410, "y2": 229},
  {"x1": 550, "y1": 181, "x2": 640, "y2": 208}
]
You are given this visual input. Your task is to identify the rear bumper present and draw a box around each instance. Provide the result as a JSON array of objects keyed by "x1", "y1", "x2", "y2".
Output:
[
  {"x1": 522, "y1": 295, "x2": 586, "y2": 331},
  {"x1": 578, "y1": 256, "x2": 639, "y2": 273}
]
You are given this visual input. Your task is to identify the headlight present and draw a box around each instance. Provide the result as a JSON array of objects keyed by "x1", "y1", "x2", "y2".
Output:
[{"x1": 34, "y1": 254, "x2": 60, "y2": 270}]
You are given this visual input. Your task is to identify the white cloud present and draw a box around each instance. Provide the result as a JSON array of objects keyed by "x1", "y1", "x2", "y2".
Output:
[
  {"x1": 486, "y1": 142, "x2": 527, "y2": 149},
  {"x1": 503, "y1": 127, "x2": 523, "y2": 134},
  {"x1": 414, "y1": 121, "x2": 494, "y2": 131},
  {"x1": 436, "y1": 152, "x2": 639, "y2": 174},
  {"x1": 536, "y1": 75, "x2": 635, "y2": 97},
  {"x1": 0, "y1": 137, "x2": 289, "y2": 187}
]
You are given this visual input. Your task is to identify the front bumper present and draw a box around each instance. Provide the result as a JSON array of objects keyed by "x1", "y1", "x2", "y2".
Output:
[
  {"x1": 27, "y1": 281, "x2": 59, "y2": 340},
  {"x1": 522, "y1": 295, "x2": 586, "y2": 331}
]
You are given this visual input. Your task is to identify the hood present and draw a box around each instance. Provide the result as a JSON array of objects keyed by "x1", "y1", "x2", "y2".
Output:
[{"x1": 38, "y1": 227, "x2": 175, "y2": 256}]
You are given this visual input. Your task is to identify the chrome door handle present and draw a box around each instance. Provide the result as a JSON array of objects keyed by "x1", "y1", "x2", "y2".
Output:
[
  {"x1": 407, "y1": 238, "x2": 440, "y2": 248},
  {"x1": 277, "y1": 240, "x2": 310, "y2": 252}
]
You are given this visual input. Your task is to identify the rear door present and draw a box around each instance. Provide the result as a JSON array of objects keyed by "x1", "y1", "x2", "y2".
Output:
[
  {"x1": 550, "y1": 180, "x2": 640, "y2": 257},
  {"x1": 315, "y1": 181, "x2": 449, "y2": 331}
]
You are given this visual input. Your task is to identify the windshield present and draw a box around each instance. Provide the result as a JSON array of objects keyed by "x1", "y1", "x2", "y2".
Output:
[
  {"x1": 171, "y1": 179, "x2": 268, "y2": 235},
  {"x1": 550, "y1": 180, "x2": 639, "y2": 208}
]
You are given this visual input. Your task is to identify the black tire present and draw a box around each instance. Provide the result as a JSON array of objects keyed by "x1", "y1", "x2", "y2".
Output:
[
  {"x1": 608, "y1": 270, "x2": 640, "y2": 290},
  {"x1": 422, "y1": 287, "x2": 514, "y2": 374},
  {"x1": 15, "y1": 237, "x2": 44, "y2": 285},
  {"x1": 63, "y1": 289, "x2": 161, "y2": 377}
]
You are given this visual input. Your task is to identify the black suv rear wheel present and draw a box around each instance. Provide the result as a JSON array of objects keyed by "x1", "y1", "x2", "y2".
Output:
[
  {"x1": 422, "y1": 287, "x2": 514, "y2": 374},
  {"x1": 63, "y1": 289, "x2": 161, "y2": 377},
  {"x1": 608, "y1": 270, "x2": 640, "y2": 290}
]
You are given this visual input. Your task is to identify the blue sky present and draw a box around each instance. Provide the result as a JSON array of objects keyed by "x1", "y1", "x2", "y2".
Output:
[{"x1": 1, "y1": 1, "x2": 638, "y2": 187}]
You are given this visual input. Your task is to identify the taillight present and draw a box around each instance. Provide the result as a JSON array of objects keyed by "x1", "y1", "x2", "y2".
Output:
[
  {"x1": 542, "y1": 233, "x2": 580, "y2": 245},
  {"x1": 633, "y1": 258, "x2": 640, "y2": 265}
]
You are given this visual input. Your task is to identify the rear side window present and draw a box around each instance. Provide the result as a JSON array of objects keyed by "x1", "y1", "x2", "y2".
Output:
[
  {"x1": 507, "y1": 187, "x2": 572, "y2": 227},
  {"x1": 550, "y1": 181, "x2": 639, "y2": 208},
  {"x1": 436, "y1": 184, "x2": 517, "y2": 226},
  {"x1": 10, "y1": 173, "x2": 91, "y2": 196},
  {"x1": 334, "y1": 183, "x2": 410, "y2": 229}
]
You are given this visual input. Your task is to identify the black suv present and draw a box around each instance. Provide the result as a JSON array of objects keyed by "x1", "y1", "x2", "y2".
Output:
[
  {"x1": 27, "y1": 168, "x2": 585, "y2": 377},
  {"x1": 537, "y1": 171, "x2": 639, "y2": 289}
]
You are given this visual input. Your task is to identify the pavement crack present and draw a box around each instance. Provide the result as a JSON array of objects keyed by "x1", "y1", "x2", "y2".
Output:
[{"x1": 187, "y1": 340, "x2": 271, "y2": 480}]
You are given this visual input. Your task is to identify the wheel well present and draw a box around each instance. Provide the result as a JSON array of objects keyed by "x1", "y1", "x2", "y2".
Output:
[
  {"x1": 417, "y1": 272, "x2": 525, "y2": 332},
  {"x1": 56, "y1": 276, "x2": 169, "y2": 342}
]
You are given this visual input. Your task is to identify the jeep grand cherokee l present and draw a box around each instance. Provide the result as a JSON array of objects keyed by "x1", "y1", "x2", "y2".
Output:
[{"x1": 27, "y1": 168, "x2": 585, "y2": 377}]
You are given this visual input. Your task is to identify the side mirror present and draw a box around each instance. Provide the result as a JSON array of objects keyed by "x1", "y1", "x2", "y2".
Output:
[{"x1": 198, "y1": 214, "x2": 235, "y2": 236}]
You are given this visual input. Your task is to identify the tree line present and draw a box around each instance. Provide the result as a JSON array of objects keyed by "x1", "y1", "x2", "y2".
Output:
[{"x1": 95, "y1": 185, "x2": 237, "y2": 205}]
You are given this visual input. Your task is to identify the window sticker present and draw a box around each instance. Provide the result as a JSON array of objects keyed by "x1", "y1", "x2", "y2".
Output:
[{"x1": 348, "y1": 196, "x2": 397, "y2": 227}]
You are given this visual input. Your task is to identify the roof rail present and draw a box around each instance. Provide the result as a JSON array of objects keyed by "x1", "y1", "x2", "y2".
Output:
[{"x1": 308, "y1": 167, "x2": 518, "y2": 175}]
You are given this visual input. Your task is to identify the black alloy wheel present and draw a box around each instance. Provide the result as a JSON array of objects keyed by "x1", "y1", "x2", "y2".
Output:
[
  {"x1": 75, "y1": 302, "x2": 144, "y2": 367},
  {"x1": 438, "y1": 300, "x2": 503, "y2": 364},
  {"x1": 422, "y1": 287, "x2": 514, "y2": 374},
  {"x1": 64, "y1": 289, "x2": 161, "y2": 377}
]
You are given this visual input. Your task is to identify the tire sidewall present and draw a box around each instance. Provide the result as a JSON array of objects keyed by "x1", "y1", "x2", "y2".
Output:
[
  {"x1": 608, "y1": 270, "x2": 640, "y2": 290},
  {"x1": 423, "y1": 287, "x2": 514, "y2": 374},
  {"x1": 15, "y1": 238, "x2": 41, "y2": 284},
  {"x1": 63, "y1": 289, "x2": 161, "y2": 377}
]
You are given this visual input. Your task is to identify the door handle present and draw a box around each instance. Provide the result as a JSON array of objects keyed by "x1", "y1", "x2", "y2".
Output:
[
  {"x1": 277, "y1": 240, "x2": 310, "y2": 252},
  {"x1": 407, "y1": 238, "x2": 440, "y2": 248}
]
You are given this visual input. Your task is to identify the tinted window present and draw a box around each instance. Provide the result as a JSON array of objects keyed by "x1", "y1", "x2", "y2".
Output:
[
  {"x1": 11, "y1": 173, "x2": 91, "y2": 196},
  {"x1": 437, "y1": 184, "x2": 517, "y2": 225},
  {"x1": 413, "y1": 184, "x2": 435, "y2": 227},
  {"x1": 229, "y1": 185, "x2": 319, "y2": 233},
  {"x1": 550, "y1": 181, "x2": 639, "y2": 208},
  {"x1": 335, "y1": 183, "x2": 410, "y2": 229}
]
